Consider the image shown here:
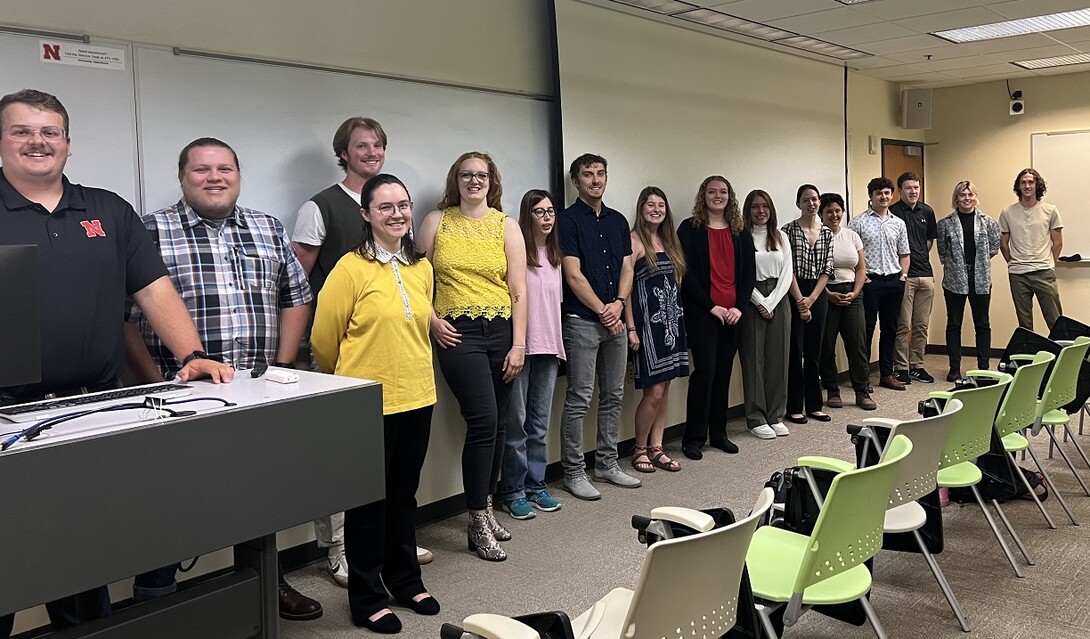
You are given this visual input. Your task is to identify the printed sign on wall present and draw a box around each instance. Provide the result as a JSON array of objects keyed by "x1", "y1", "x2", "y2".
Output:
[{"x1": 40, "y1": 40, "x2": 126, "y2": 70}]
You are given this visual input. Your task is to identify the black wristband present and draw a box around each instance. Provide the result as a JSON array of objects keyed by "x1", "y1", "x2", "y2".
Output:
[
  {"x1": 182, "y1": 350, "x2": 208, "y2": 366},
  {"x1": 272, "y1": 361, "x2": 296, "y2": 369}
]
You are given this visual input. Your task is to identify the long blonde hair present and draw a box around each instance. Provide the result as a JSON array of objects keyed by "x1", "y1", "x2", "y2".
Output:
[
  {"x1": 634, "y1": 186, "x2": 686, "y2": 282},
  {"x1": 691, "y1": 175, "x2": 743, "y2": 233}
]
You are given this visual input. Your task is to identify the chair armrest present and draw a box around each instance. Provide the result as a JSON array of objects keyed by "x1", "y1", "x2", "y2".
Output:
[
  {"x1": 860, "y1": 417, "x2": 901, "y2": 429},
  {"x1": 929, "y1": 391, "x2": 954, "y2": 400},
  {"x1": 797, "y1": 456, "x2": 855, "y2": 474},
  {"x1": 648, "y1": 506, "x2": 716, "y2": 532},
  {"x1": 967, "y1": 370, "x2": 1007, "y2": 382},
  {"x1": 463, "y1": 614, "x2": 542, "y2": 639},
  {"x1": 1009, "y1": 354, "x2": 1036, "y2": 362}
]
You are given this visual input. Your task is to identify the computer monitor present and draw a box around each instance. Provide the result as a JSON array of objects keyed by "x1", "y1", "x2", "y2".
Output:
[{"x1": 0, "y1": 244, "x2": 41, "y2": 387}]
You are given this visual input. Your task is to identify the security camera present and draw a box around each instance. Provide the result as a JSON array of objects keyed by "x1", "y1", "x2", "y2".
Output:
[{"x1": 1010, "y1": 99, "x2": 1025, "y2": 116}]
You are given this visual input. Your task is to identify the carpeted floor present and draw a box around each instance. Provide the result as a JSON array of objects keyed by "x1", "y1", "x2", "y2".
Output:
[{"x1": 282, "y1": 355, "x2": 1090, "y2": 638}]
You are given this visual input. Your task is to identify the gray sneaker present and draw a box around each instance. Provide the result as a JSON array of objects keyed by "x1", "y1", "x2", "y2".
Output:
[
  {"x1": 593, "y1": 466, "x2": 642, "y2": 489},
  {"x1": 562, "y1": 474, "x2": 602, "y2": 501}
]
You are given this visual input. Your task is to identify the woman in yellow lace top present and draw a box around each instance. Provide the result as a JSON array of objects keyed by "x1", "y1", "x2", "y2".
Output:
[{"x1": 417, "y1": 151, "x2": 527, "y2": 562}]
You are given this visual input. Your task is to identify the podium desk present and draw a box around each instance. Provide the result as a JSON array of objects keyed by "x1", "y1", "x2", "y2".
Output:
[{"x1": 0, "y1": 371, "x2": 383, "y2": 639}]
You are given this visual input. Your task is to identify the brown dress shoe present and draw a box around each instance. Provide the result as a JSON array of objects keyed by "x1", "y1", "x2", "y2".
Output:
[
  {"x1": 279, "y1": 577, "x2": 323, "y2": 621},
  {"x1": 879, "y1": 375, "x2": 906, "y2": 391},
  {"x1": 826, "y1": 390, "x2": 843, "y2": 408},
  {"x1": 856, "y1": 392, "x2": 877, "y2": 410}
]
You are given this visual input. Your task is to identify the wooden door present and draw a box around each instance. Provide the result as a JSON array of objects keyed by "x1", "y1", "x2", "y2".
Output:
[{"x1": 882, "y1": 140, "x2": 925, "y2": 205}]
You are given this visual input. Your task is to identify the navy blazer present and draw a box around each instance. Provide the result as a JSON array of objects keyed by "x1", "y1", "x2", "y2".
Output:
[{"x1": 676, "y1": 217, "x2": 756, "y2": 316}]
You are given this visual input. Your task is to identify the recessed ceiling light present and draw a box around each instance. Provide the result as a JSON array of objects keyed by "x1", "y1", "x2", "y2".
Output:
[
  {"x1": 610, "y1": 0, "x2": 697, "y2": 14},
  {"x1": 1012, "y1": 52, "x2": 1090, "y2": 70},
  {"x1": 675, "y1": 8, "x2": 795, "y2": 41},
  {"x1": 775, "y1": 35, "x2": 872, "y2": 60},
  {"x1": 933, "y1": 8, "x2": 1090, "y2": 43}
]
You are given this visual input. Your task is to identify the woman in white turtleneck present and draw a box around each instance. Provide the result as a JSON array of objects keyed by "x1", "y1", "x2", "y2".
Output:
[{"x1": 738, "y1": 189, "x2": 794, "y2": 440}]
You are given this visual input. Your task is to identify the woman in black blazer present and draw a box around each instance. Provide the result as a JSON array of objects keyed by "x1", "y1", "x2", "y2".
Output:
[{"x1": 677, "y1": 175, "x2": 755, "y2": 459}]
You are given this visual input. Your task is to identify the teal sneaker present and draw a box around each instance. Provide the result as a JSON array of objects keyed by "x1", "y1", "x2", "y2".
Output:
[
  {"x1": 502, "y1": 498, "x2": 535, "y2": 520},
  {"x1": 527, "y1": 490, "x2": 562, "y2": 512}
]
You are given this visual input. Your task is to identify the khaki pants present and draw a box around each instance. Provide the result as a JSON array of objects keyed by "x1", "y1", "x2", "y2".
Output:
[
  {"x1": 1009, "y1": 269, "x2": 1063, "y2": 332},
  {"x1": 895, "y1": 276, "x2": 934, "y2": 370}
]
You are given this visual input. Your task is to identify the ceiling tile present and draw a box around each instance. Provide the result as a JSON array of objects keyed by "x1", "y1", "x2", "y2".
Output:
[
  {"x1": 944, "y1": 62, "x2": 1031, "y2": 78},
  {"x1": 860, "y1": 33, "x2": 952, "y2": 55},
  {"x1": 816, "y1": 21, "x2": 920, "y2": 46},
  {"x1": 770, "y1": 7, "x2": 882, "y2": 33},
  {"x1": 845, "y1": 55, "x2": 906, "y2": 69},
  {"x1": 882, "y1": 42, "x2": 1074, "y2": 64},
  {"x1": 890, "y1": 7, "x2": 1009, "y2": 33},
  {"x1": 1046, "y1": 24, "x2": 1090, "y2": 44},
  {"x1": 986, "y1": 0, "x2": 1090, "y2": 20},
  {"x1": 852, "y1": 0, "x2": 985, "y2": 21},
  {"x1": 698, "y1": 0, "x2": 843, "y2": 22}
]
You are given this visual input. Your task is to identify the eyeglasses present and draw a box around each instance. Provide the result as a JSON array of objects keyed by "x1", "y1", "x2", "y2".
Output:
[
  {"x1": 458, "y1": 171, "x2": 490, "y2": 183},
  {"x1": 3, "y1": 126, "x2": 67, "y2": 141},
  {"x1": 531, "y1": 207, "x2": 556, "y2": 218},
  {"x1": 372, "y1": 201, "x2": 413, "y2": 215}
]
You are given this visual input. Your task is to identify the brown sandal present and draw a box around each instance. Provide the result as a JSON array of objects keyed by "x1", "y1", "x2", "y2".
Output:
[
  {"x1": 648, "y1": 445, "x2": 681, "y2": 472},
  {"x1": 631, "y1": 445, "x2": 656, "y2": 473}
]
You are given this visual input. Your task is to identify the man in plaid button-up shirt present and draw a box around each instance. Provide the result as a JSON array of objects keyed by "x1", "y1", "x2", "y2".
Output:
[{"x1": 122, "y1": 137, "x2": 320, "y2": 621}]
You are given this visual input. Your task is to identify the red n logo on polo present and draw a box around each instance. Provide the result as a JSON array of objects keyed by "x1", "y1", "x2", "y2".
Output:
[{"x1": 80, "y1": 220, "x2": 107, "y2": 237}]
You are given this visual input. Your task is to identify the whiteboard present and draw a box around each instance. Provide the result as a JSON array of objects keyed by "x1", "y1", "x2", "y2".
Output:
[
  {"x1": 1032, "y1": 130, "x2": 1090, "y2": 257},
  {"x1": 0, "y1": 32, "x2": 139, "y2": 206},
  {"x1": 134, "y1": 46, "x2": 552, "y2": 229}
]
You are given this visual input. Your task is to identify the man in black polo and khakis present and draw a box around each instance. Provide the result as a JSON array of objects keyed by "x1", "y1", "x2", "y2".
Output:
[
  {"x1": 889, "y1": 171, "x2": 937, "y2": 385},
  {"x1": 0, "y1": 89, "x2": 231, "y2": 637}
]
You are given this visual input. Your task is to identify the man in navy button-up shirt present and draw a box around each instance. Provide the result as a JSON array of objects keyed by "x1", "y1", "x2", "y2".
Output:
[{"x1": 556, "y1": 153, "x2": 639, "y2": 500}]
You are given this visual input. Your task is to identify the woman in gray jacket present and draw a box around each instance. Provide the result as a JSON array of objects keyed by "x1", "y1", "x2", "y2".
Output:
[{"x1": 936, "y1": 180, "x2": 1001, "y2": 381}]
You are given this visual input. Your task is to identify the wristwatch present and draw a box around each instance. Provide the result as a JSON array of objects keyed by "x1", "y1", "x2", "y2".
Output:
[
  {"x1": 615, "y1": 296, "x2": 627, "y2": 309},
  {"x1": 182, "y1": 350, "x2": 209, "y2": 366}
]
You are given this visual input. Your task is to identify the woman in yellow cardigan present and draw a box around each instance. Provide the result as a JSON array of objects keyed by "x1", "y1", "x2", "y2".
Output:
[{"x1": 312, "y1": 174, "x2": 437, "y2": 634}]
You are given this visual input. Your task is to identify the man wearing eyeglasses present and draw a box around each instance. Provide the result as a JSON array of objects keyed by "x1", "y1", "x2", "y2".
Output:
[
  {"x1": 0, "y1": 90, "x2": 232, "y2": 637},
  {"x1": 123, "y1": 137, "x2": 318, "y2": 621}
]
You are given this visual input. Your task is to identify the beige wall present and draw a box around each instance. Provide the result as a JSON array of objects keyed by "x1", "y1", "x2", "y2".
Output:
[
  {"x1": 926, "y1": 71, "x2": 1090, "y2": 353},
  {"x1": 2, "y1": 0, "x2": 552, "y2": 96}
]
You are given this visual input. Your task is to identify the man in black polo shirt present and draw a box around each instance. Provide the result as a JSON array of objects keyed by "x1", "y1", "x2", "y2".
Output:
[
  {"x1": 558, "y1": 153, "x2": 640, "y2": 501},
  {"x1": 889, "y1": 171, "x2": 937, "y2": 384},
  {"x1": 0, "y1": 89, "x2": 231, "y2": 638}
]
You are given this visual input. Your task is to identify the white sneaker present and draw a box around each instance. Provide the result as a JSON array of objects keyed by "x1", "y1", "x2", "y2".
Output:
[
  {"x1": 416, "y1": 546, "x2": 434, "y2": 565},
  {"x1": 750, "y1": 424, "x2": 777, "y2": 439},
  {"x1": 327, "y1": 546, "x2": 348, "y2": 588},
  {"x1": 770, "y1": 422, "x2": 790, "y2": 437}
]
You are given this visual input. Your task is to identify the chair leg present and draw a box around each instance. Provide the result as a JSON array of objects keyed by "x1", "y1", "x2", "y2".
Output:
[
  {"x1": 1009, "y1": 451, "x2": 1056, "y2": 529},
  {"x1": 1025, "y1": 444, "x2": 1080, "y2": 526},
  {"x1": 1063, "y1": 424, "x2": 1090, "y2": 468},
  {"x1": 990, "y1": 499, "x2": 1034, "y2": 565},
  {"x1": 755, "y1": 604, "x2": 781, "y2": 639},
  {"x1": 858, "y1": 595, "x2": 890, "y2": 639},
  {"x1": 969, "y1": 485, "x2": 1024, "y2": 577},
  {"x1": 1045, "y1": 425, "x2": 1090, "y2": 496},
  {"x1": 912, "y1": 530, "x2": 970, "y2": 632},
  {"x1": 1080, "y1": 404, "x2": 1088, "y2": 436}
]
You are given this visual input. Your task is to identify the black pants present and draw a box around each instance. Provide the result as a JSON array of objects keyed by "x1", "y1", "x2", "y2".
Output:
[
  {"x1": 435, "y1": 316, "x2": 512, "y2": 510},
  {"x1": 944, "y1": 285, "x2": 991, "y2": 371},
  {"x1": 787, "y1": 279, "x2": 828, "y2": 414},
  {"x1": 682, "y1": 309, "x2": 739, "y2": 448},
  {"x1": 345, "y1": 405, "x2": 433, "y2": 622},
  {"x1": 862, "y1": 276, "x2": 905, "y2": 377},
  {"x1": 821, "y1": 282, "x2": 869, "y2": 394}
]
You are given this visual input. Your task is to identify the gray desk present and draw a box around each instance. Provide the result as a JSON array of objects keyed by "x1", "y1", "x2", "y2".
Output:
[{"x1": 0, "y1": 371, "x2": 384, "y2": 638}]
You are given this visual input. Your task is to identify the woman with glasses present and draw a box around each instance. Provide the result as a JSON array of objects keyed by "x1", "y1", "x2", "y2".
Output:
[
  {"x1": 936, "y1": 180, "x2": 1001, "y2": 381},
  {"x1": 624, "y1": 186, "x2": 688, "y2": 472},
  {"x1": 676, "y1": 176, "x2": 754, "y2": 459},
  {"x1": 817, "y1": 193, "x2": 875, "y2": 410},
  {"x1": 417, "y1": 152, "x2": 527, "y2": 562},
  {"x1": 497, "y1": 190, "x2": 565, "y2": 520},
  {"x1": 312, "y1": 174, "x2": 439, "y2": 634}
]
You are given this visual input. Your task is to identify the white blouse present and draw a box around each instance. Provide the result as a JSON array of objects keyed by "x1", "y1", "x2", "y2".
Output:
[{"x1": 749, "y1": 225, "x2": 793, "y2": 312}]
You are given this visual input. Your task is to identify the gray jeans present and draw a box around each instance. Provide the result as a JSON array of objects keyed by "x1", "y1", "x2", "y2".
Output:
[{"x1": 560, "y1": 314, "x2": 627, "y2": 477}]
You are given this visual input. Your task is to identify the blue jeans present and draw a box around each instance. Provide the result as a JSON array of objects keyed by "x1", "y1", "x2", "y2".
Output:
[
  {"x1": 499, "y1": 354, "x2": 560, "y2": 501},
  {"x1": 560, "y1": 315, "x2": 627, "y2": 476}
]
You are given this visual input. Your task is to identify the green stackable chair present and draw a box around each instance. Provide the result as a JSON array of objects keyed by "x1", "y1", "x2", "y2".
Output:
[
  {"x1": 1029, "y1": 336, "x2": 1090, "y2": 498},
  {"x1": 795, "y1": 400, "x2": 969, "y2": 632},
  {"x1": 745, "y1": 435, "x2": 913, "y2": 639},
  {"x1": 993, "y1": 351, "x2": 1077, "y2": 527},
  {"x1": 929, "y1": 373, "x2": 1029, "y2": 578}
]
